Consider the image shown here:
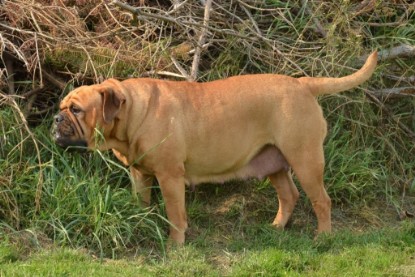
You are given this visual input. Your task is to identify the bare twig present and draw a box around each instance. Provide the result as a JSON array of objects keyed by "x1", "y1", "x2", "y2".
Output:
[
  {"x1": 237, "y1": 0, "x2": 286, "y2": 12},
  {"x1": 167, "y1": 0, "x2": 190, "y2": 14},
  {"x1": 239, "y1": 2, "x2": 262, "y2": 36},
  {"x1": 188, "y1": 43, "x2": 211, "y2": 55},
  {"x1": 141, "y1": 70, "x2": 188, "y2": 79},
  {"x1": 27, "y1": 104, "x2": 58, "y2": 116},
  {"x1": 21, "y1": 86, "x2": 47, "y2": 98},
  {"x1": 190, "y1": 0, "x2": 212, "y2": 81},
  {"x1": 170, "y1": 56, "x2": 190, "y2": 80},
  {"x1": 110, "y1": 0, "x2": 250, "y2": 40},
  {"x1": 370, "y1": 87, "x2": 415, "y2": 98},
  {"x1": 213, "y1": 1, "x2": 305, "y2": 74},
  {"x1": 366, "y1": 21, "x2": 406, "y2": 27},
  {"x1": 111, "y1": 0, "x2": 215, "y2": 81},
  {"x1": 378, "y1": 44, "x2": 415, "y2": 60},
  {"x1": 109, "y1": 0, "x2": 304, "y2": 73},
  {"x1": 352, "y1": 0, "x2": 376, "y2": 16},
  {"x1": 111, "y1": 0, "x2": 185, "y2": 29},
  {"x1": 79, "y1": 46, "x2": 99, "y2": 83},
  {"x1": 383, "y1": 74, "x2": 415, "y2": 84},
  {"x1": 359, "y1": 44, "x2": 415, "y2": 64},
  {"x1": 41, "y1": 70, "x2": 66, "y2": 90}
]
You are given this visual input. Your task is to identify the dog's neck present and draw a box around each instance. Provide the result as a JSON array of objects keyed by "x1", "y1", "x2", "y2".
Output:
[{"x1": 97, "y1": 86, "x2": 152, "y2": 163}]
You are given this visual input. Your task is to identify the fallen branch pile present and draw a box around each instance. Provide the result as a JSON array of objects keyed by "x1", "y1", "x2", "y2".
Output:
[{"x1": 0, "y1": 0, "x2": 414, "y2": 125}]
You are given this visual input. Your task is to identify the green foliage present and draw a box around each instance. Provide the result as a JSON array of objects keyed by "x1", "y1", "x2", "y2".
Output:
[{"x1": 0, "y1": 108, "x2": 167, "y2": 258}]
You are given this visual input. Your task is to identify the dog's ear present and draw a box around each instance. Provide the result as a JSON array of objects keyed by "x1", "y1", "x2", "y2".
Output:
[{"x1": 99, "y1": 86, "x2": 126, "y2": 123}]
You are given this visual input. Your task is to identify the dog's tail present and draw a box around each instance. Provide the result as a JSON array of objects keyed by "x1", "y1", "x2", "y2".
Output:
[{"x1": 298, "y1": 51, "x2": 378, "y2": 97}]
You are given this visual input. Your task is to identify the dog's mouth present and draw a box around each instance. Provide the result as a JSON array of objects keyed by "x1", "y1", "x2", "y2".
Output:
[{"x1": 53, "y1": 132, "x2": 88, "y2": 149}]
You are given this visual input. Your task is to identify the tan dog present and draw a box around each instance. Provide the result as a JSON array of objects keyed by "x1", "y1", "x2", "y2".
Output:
[{"x1": 53, "y1": 52, "x2": 377, "y2": 244}]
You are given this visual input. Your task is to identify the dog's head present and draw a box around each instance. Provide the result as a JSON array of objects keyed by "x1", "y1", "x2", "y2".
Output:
[{"x1": 53, "y1": 79, "x2": 125, "y2": 149}]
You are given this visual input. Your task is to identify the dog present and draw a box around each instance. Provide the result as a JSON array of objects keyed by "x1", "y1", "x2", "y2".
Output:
[{"x1": 53, "y1": 51, "x2": 377, "y2": 244}]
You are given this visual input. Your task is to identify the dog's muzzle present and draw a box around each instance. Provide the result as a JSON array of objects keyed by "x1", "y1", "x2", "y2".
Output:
[{"x1": 52, "y1": 112, "x2": 87, "y2": 149}]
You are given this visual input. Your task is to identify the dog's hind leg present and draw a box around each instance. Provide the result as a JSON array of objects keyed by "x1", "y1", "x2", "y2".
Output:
[
  {"x1": 269, "y1": 170, "x2": 299, "y2": 229},
  {"x1": 275, "y1": 98, "x2": 332, "y2": 234},
  {"x1": 288, "y1": 145, "x2": 332, "y2": 234}
]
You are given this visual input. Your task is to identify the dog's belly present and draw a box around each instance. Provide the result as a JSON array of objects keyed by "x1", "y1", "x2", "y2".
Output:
[{"x1": 184, "y1": 145, "x2": 289, "y2": 185}]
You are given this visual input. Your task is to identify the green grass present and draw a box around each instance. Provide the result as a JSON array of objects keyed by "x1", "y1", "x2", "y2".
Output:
[
  {"x1": 1, "y1": 223, "x2": 415, "y2": 276},
  {"x1": 0, "y1": 107, "x2": 170, "y2": 258}
]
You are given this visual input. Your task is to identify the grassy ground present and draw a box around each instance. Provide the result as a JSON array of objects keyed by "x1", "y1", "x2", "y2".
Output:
[{"x1": 1, "y1": 222, "x2": 415, "y2": 276}]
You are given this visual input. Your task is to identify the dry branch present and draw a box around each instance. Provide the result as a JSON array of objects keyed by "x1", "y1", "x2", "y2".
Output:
[
  {"x1": 109, "y1": 0, "x2": 255, "y2": 41},
  {"x1": 239, "y1": 2, "x2": 262, "y2": 36},
  {"x1": 41, "y1": 70, "x2": 65, "y2": 90},
  {"x1": 358, "y1": 44, "x2": 415, "y2": 98},
  {"x1": 1, "y1": 0, "x2": 413, "y2": 127},
  {"x1": 371, "y1": 87, "x2": 415, "y2": 98},
  {"x1": 377, "y1": 44, "x2": 415, "y2": 61},
  {"x1": 90, "y1": 1, "x2": 305, "y2": 75},
  {"x1": 21, "y1": 86, "x2": 46, "y2": 98},
  {"x1": 383, "y1": 74, "x2": 415, "y2": 84},
  {"x1": 359, "y1": 44, "x2": 415, "y2": 64},
  {"x1": 141, "y1": 70, "x2": 187, "y2": 79},
  {"x1": 170, "y1": 56, "x2": 190, "y2": 79},
  {"x1": 110, "y1": 0, "x2": 185, "y2": 29},
  {"x1": 190, "y1": 0, "x2": 212, "y2": 81}
]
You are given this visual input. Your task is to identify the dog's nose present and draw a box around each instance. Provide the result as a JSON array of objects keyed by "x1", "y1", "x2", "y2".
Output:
[{"x1": 54, "y1": 114, "x2": 64, "y2": 124}]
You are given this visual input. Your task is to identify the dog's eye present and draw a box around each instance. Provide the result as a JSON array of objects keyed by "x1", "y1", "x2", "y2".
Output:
[{"x1": 70, "y1": 105, "x2": 82, "y2": 115}]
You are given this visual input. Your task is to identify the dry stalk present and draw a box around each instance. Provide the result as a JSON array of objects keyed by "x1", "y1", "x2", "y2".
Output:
[
  {"x1": 170, "y1": 56, "x2": 190, "y2": 79},
  {"x1": 190, "y1": 0, "x2": 212, "y2": 81}
]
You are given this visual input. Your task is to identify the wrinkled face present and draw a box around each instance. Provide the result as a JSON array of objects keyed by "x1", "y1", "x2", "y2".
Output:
[{"x1": 53, "y1": 82, "x2": 125, "y2": 149}]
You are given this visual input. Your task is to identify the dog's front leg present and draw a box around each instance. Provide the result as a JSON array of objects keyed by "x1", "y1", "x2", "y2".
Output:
[
  {"x1": 156, "y1": 173, "x2": 187, "y2": 244},
  {"x1": 130, "y1": 167, "x2": 153, "y2": 206}
]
